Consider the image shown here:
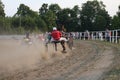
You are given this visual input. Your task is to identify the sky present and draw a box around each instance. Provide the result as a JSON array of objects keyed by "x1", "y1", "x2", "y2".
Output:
[{"x1": 2, "y1": 0, "x2": 120, "y2": 17}]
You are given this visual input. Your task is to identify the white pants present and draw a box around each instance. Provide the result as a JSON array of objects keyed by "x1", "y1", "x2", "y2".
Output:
[{"x1": 51, "y1": 37, "x2": 68, "y2": 42}]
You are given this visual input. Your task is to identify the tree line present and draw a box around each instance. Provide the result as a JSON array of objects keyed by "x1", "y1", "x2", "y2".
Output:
[{"x1": 0, "y1": 0, "x2": 120, "y2": 34}]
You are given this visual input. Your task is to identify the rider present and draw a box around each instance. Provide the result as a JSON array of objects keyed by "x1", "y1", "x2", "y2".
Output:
[{"x1": 51, "y1": 27, "x2": 67, "y2": 53}]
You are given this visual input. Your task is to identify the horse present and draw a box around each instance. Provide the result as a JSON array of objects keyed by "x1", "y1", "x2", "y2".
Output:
[{"x1": 44, "y1": 32, "x2": 74, "y2": 53}]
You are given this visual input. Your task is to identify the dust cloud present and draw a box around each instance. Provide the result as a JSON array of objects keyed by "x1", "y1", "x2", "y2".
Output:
[{"x1": 0, "y1": 35, "x2": 62, "y2": 73}]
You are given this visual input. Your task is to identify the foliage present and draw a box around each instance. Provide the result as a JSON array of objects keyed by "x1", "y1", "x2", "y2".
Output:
[
  {"x1": 0, "y1": 0, "x2": 120, "y2": 34},
  {"x1": 80, "y1": 0, "x2": 111, "y2": 31},
  {"x1": 111, "y1": 15, "x2": 120, "y2": 29},
  {"x1": 35, "y1": 16, "x2": 47, "y2": 31},
  {"x1": 0, "y1": 0, "x2": 5, "y2": 17},
  {"x1": 111, "y1": 5, "x2": 120, "y2": 29},
  {"x1": 49, "y1": 4, "x2": 61, "y2": 14}
]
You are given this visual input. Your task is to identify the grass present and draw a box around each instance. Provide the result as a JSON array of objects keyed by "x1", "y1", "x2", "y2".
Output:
[{"x1": 104, "y1": 67, "x2": 120, "y2": 80}]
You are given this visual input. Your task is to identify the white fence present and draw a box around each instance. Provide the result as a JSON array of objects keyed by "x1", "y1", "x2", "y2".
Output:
[{"x1": 73, "y1": 29, "x2": 120, "y2": 44}]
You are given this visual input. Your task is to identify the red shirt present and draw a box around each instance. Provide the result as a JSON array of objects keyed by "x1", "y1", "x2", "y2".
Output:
[{"x1": 51, "y1": 30, "x2": 62, "y2": 40}]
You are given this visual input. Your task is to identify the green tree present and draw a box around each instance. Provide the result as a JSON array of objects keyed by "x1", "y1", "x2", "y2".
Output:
[
  {"x1": 111, "y1": 15, "x2": 120, "y2": 29},
  {"x1": 15, "y1": 4, "x2": 38, "y2": 17},
  {"x1": 93, "y1": 15, "x2": 106, "y2": 30},
  {"x1": 55, "y1": 5, "x2": 81, "y2": 32},
  {"x1": 12, "y1": 17, "x2": 20, "y2": 28},
  {"x1": 49, "y1": 4, "x2": 61, "y2": 29},
  {"x1": 4, "y1": 17, "x2": 12, "y2": 31},
  {"x1": 21, "y1": 16, "x2": 36, "y2": 31},
  {"x1": 111, "y1": 5, "x2": 120, "y2": 29},
  {"x1": 71, "y1": 5, "x2": 81, "y2": 31},
  {"x1": 39, "y1": 3, "x2": 58, "y2": 31},
  {"x1": 0, "y1": 0, "x2": 5, "y2": 33},
  {"x1": 117, "y1": 5, "x2": 120, "y2": 17},
  {"x1": 49, "y1": 4, "x2": 61, "y2": 14},
  {"x1": 39, "y1": 3, "x2": 48, "y2": 15},
  {"x1": 56, "y1": 8, "x2": 72, "y2": 31},
  {"x1": 44, "y1": 10, "x2": 56, "y2": 30},
  {"x1": 13, "y1": 4, "x2": 39, "y2": 32},
  {"x1": 0, "y1": 0, "x2": 5, "y2": 17},
  {"x1": 15, "y1": 4, "x2": 30, "y2": 17},
  {"x1": 35, "y1": 16, "x2": 47, "y2": 31},
  {"x1": 80, "y1": 0, "x2": 111, "y2": 31}
]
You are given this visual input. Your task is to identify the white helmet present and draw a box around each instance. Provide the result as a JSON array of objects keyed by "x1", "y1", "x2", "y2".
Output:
[{"x1": 53, "y1": 27, "x2": 57, "y2": 30}]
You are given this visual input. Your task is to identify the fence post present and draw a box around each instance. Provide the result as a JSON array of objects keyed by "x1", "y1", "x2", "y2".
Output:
[
  {"x1": 112, "y1": 30, "x2": 114, "y2": 43},
  {"x1": 115, "y1": 30, "x2": 118, "y2": 43}
]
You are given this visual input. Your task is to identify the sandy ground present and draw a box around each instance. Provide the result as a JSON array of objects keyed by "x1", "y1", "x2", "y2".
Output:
[
  {"x1": 0, "y1": 37, "x2": 44, "y2": 71},
  {"x1": 0, "y1": 36, "x2": 119, "y2": 80}
]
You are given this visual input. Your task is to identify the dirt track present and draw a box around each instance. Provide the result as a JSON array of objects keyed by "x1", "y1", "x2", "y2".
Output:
[{"x1": 0, "y1": 38, "x2": 119, "y2": 80}]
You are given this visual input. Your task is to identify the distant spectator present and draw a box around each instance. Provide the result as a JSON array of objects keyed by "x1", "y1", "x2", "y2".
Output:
[
  {"x1": 99, "y1": 32, "x2": 103, "y2": 41},
  {"x1": 84, "y1": 30, "x2": 90, "y2": 40},
  {"x1": 105, "y1": 29, "x2": 111, "y2": 41}
]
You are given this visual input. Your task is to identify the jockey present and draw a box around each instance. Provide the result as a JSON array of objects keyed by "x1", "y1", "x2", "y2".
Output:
[
  {"x1": 51, "y1": 27, "x2": 61, "y2": 41},
  {"x1": 51, "y1": 27, "x2": 67, "y2": 53}
]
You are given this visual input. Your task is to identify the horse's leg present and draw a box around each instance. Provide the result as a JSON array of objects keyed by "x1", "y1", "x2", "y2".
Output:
[
  {"x1": 60, "y1": 40, "x2": 66, "y2": 51},
  {"x1": 54, "y1": 42, "x2": 57, "y2": 51},
  {"x1": 68, "y1": 37, "x2": 73, "y2": 50}
]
